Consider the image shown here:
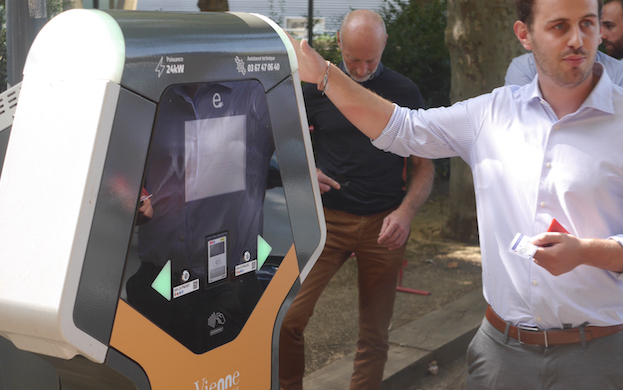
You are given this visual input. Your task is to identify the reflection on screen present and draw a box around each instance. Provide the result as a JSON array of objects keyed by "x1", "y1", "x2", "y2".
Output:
[{"x1": 185, "y1": 115, "x2": 246, "y2": 202}]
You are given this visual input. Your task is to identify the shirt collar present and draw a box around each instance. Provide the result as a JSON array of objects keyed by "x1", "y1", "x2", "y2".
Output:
[
  {"x1": 521, "y1": 62, "x2": 614, "y2": 115},
  {"x1": 580, "y1": 62, "x2": 615, "y2": 114},
  {"x1": 338, "y1": 61, "x2": 384, "y2": 83}
]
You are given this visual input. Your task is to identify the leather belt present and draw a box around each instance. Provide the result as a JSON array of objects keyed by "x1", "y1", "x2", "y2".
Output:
[{"x1": 486, "y1": 306, "x2": 623, "y2": 347}]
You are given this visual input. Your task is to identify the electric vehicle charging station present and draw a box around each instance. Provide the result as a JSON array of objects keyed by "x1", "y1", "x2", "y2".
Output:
[{"x1": 0, "y1": 9, "x2": 325, "y2": 390}]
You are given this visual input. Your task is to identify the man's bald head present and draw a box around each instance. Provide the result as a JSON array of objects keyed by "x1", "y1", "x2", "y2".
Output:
[
  {"x1": 337, "y1": 10, "x2": 388, "y2": 82},
  {"x1": 340, "y1": 9, "x2": 387, "y2": 40}
]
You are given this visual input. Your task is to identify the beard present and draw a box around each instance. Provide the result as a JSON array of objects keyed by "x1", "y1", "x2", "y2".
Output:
[
  {"x1": 532, "y1": 40, "x2": 595, "y2": 88},
  {"x1": 603, "y1": 38, "x2": 623, "y2": 60},
  {"x1": 344, "y1": 64, "x2": 378, "y2": 83}
]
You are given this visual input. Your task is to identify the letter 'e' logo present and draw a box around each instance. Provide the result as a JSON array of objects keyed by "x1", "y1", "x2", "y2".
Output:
[{"x1": 213, "y1": 93, "x2": 223, "y2": 109}]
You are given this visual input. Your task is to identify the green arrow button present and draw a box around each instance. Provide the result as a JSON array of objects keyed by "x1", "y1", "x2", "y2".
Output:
[
  {"x1": 152, "y1": 260, "x2": 171, "y2": 301},
  {"x1": 258, "y1": 235, "x2": 272, "y2": 269}
]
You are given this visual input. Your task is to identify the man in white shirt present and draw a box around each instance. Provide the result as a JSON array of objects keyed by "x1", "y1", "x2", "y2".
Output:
[
  {"x1": 506, "y1": 0, "x2": 623, "y2": 87},
  {"x1": 288, "y1": 0, "x2": 623, "y2": 388}
]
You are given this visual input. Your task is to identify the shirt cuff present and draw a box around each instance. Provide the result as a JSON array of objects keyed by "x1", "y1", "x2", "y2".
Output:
[
  {"x1": 370, "y1": 104, "x2": 411, "y2": 157},
  {"x1": 608, "y1": 235, "x2": 623, "y2": 280}
]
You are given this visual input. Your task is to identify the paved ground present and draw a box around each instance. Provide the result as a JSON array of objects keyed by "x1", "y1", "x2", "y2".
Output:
[
  {"x1": 303, "y1": 289, "x2": 486, "y2": 389},
  {"x1": 407, "y1": 355, "x2": 468, "y2": 390}
]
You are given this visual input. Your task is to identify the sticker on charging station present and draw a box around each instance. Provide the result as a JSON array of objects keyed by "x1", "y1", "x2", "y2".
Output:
[
  {"x1": 173, "y1": 279, "x2": 199, "y2": 299},
  {"x1": 155, "y1": 56, "x2": 185, "y2": 78},
  {"x1": 235, "y1": 55, "x2": 281, "y2": 76},
  {"x1": 235, "y1": 259, "x2": 257, "y2": 276},
  {"x1": 207, "y1": 233, "x2": 228, "y2": 284}
]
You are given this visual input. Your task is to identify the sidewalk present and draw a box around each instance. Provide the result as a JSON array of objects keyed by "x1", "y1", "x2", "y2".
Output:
[{"x1": 303, "y1": 289, "x2": 487, "y2": 390}]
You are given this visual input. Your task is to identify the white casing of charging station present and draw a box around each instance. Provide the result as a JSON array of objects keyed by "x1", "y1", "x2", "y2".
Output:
[{"x1": 0, "y1": 9, "x2": 125, "y2": 363}]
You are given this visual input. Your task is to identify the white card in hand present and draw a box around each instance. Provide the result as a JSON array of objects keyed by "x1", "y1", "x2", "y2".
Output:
[{"x1": 507, "y1": 233, "x2": 538, "y2": 260}]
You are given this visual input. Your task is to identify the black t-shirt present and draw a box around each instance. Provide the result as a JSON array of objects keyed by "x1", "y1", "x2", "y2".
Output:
[{"x1": 304, "y1": 62, "x2": 424, "y2": 215}]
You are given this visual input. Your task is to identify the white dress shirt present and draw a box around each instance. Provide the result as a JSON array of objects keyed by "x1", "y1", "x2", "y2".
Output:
[{"x1": 373, "y1": 63, "x2": 623, "y2": 329}]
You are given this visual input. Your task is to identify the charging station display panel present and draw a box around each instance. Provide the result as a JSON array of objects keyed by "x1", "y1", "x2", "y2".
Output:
[{"x1": 124, "y1": 79, "x2": 289, "y2": 354}]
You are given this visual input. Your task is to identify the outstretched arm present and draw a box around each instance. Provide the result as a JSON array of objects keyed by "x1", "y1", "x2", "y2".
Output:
[
  {"x1": 288, "y1": 35, "x2": 395, "y2": 140},
  {"x1": 377, "y1": 157, "x2": 435, "y2": 250}
]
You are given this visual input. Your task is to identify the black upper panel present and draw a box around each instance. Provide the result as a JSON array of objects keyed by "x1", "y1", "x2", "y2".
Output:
[{"x1": 105, "y1": 11, "x2": 292, "y2": 102}]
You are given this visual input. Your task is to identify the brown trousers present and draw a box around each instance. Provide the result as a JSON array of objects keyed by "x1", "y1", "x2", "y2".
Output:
[{"x1": 279, "y1": 208, "x2": 407, "y2": 390}]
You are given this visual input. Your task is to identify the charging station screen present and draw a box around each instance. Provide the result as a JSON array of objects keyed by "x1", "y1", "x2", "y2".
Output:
[
  {"x1": 123, "y1": 79, "x2": 292, "y2": 354},
  {"x1": 184, "y1": 115, "x2": 246, "y2": 202}
]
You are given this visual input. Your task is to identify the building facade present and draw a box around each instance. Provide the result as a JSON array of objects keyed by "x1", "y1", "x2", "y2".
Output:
[{"x1": 135, "y1": 0, "x2": 391, "y2": 36}]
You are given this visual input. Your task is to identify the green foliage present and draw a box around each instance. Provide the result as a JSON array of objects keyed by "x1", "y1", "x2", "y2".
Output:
[
  {"x1": 48, "y1": 0, "x2": 74, "y2": 18},
  {"x1": 313, "y1": 34, "x2": 342, "y2": 66},
  {"x1": 267, "y1": 0, "x2": 285, "y2": 26},
  {"x1": 380, "y1": 0, "x2": 450, "y2": 108}
]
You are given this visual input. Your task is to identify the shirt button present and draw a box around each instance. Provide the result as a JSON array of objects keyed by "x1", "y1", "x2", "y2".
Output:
[
  {"x1": 546, "y1": 162, "x2": 552, "y2": 169},
  {"x1": 536, "y1": 316, "x2": 542, "y2": 322},
  {"x1": 554, "y1": 125, "x2": 560, "y2": 130},
  {"x1": 532, "y1": 280, "x2": 538, "y2": 286},
  {"x1": 179, "y1": 235, "x2": 185, "y2": 241},
  {"x1": 540, "y1": 202, "x2": 546, "y2": 208}
]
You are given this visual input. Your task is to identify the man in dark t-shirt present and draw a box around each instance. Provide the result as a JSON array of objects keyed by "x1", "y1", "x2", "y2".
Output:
[{"x1": 279, "y1": 10, "x2": 435, "y2": 390}]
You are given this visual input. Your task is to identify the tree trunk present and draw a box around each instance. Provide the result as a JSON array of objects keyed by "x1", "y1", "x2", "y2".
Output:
[
  {"x1": 443, "y1": 0, "x2": 525, "y2": 243},
  {"x1": 197, "y1": 0, "x2": 228, "y2": 12},
  {"x1": 115, "y1": 0, "x2": 137, "y2": 9},
  {"x1": 66, "y1": 0, "x2": 83, "y2": 8}
]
